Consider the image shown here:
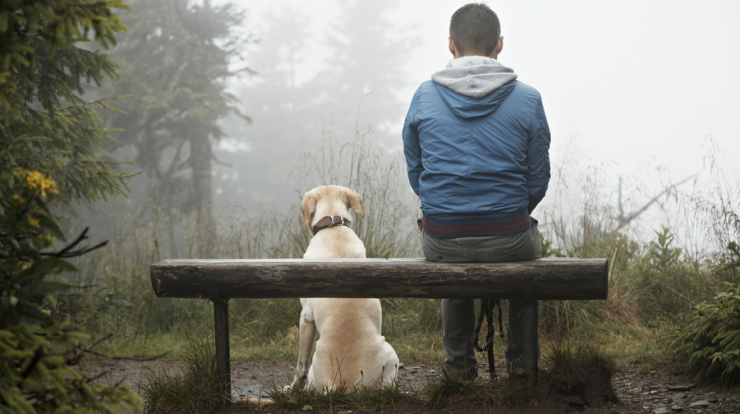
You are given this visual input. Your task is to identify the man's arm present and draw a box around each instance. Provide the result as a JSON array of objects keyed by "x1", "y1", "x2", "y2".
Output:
[
  {"x1": 526, "y1": 97, "x2": 551, "y2": 214},
  {"x1": 403, "y1": 91, "x2": 423, "y2": 196}
]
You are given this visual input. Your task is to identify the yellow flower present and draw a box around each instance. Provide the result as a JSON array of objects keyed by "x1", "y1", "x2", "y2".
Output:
[
  {"x1": 19, "y1": 170, "x2": 58, "y2": 197},
  {"x1": 11, "y1": 194, "x2": 25, "y2": 203},
  {"x1": 27, "y1": 215, "x2": 40, "y2": 226}
]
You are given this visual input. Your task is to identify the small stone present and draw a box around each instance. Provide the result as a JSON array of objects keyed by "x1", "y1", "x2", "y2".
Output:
[
  {"x1": 630, "y1": 387, "x2": 643, "y2": 393},
  {"x1": 670, "y1": 406, "x2": 683, "y2": 412},
  {"x1": 672, "y1": 393, "x2": 686, "y2": 400},
  {"x1": 667, "y1": 384, "x2": 696, "y2": 391},
  {"x1": 651, "y1": 390, "x2": 659, "y2": 395},
  {"x1": 563, "y1": 396, "x2": 586, "y2": 406},
  {"x1": 689, "y1": 400, "x2": 711, "y2": 408},
  {"x1": 652, "y1": 408, "x2": 670, "y2": 414}
]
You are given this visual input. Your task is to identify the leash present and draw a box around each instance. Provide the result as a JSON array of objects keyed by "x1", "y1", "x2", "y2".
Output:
[{"x1": 473, "y1": 299, "x2": 505, "y2": 378}]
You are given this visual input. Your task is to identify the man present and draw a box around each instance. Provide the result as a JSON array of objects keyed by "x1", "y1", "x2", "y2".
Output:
[{"x1": 402, "y1": 3, "x2": 550, "y2": 380}]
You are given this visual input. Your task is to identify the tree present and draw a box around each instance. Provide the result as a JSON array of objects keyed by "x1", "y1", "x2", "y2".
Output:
[
  {"x1": 101, "y1": 0, "x2": 250, "y2": 220},
  {"x1": 0, "y1": 0, "x2": 136, "y2": 208},
  {"x1": 317, "y1": 0, "x2": 411, "y2": 146},
  {"x1": 215, "y1": 6, "x2": 316, "y2": 209},
  {"x1": 0, "y1": 1, "x2": 140, "y2": 411},
  {"x1": 215, "y1": 1, "x2": 413, "y2": 211}
]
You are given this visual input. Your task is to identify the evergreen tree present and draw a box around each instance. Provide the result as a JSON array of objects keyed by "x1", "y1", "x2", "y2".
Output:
[
  {"x1": 317, "y1": 0, "x2": 410, "y2": 147},
  {"x1": 216, "y1": 1, "x2": 412, "y2": 210},
  {"x1": 101, "y1": 0, "x2": 249, "y2": 220},
  {"x1": 0, "y1": 1, "x2": 140, "y2": 411},
  {"x1": 215, "y1": 6, "x2": 316, "y2": 208},
  {"x1": 0, "y1": 0, "x2": 136, "y2": 207}
]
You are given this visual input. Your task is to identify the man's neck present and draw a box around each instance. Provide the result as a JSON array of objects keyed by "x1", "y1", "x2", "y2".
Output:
[{"x1": 455, "y1": 53, "x2": 499, "y2": 60}]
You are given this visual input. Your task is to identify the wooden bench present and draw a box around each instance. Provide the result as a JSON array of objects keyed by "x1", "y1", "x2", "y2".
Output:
[{"x1": 149, "y1": 258, "x2": 608, "y2": 394}]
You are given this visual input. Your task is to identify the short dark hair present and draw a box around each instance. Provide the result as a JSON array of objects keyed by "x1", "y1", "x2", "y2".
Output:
[{"x1": 449, "y1": 3, "x2": 501, "y2": 56}]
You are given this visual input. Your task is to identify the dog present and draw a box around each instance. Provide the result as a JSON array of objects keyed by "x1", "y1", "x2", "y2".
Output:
[{"x1": 289, "y1": 185, "x2": 399, "y2": 391}]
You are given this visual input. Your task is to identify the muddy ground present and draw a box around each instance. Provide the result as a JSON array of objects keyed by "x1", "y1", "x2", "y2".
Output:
[{"x1": 80, "y1": 358, "x2": 740, "y2": 413}]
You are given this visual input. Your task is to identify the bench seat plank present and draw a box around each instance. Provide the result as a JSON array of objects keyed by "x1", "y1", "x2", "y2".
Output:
[{"x1": 150, "y1": 258, "x2": 608, "y2": 301}]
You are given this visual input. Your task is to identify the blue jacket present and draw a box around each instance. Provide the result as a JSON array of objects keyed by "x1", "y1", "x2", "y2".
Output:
[{"x1": 402, "y1": 78, "x2": 550, "y2": 239}]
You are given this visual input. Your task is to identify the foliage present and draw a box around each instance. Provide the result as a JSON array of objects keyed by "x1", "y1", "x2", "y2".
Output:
[
  {"x1": 1, "y1": 172, "x2": 140, "y2": 413},
  {"x1": 542, "y1": 340, "x2": 618, "y2": 406},
  {"x1": 1, "y1": 170, "x2": 69, "y2": 327},
  {"x1": 141, "y1": 336, "x2": 230, "y2": 414},
  {"x1": 1, "y1": 2, "x2": 143, "y2": 411},
  {"x1": 669, "y1": 281, "x2": 740, "y2": 385},
  {"x1": 100, "y1": 0, "x2": 251, "y2": 215},
  {"x1": 0, "y1": 322, "x2": 140, "y2": 413},
  {"x1": 0, "y1": 0, "x2": 135, "y2": 209},
  {"x1": 630, "y1": 228, "x2": 709, "y2": 324}
]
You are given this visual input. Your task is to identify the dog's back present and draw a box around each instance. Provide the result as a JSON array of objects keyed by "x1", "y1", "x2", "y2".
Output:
[{"x1": 296, "y1": 186, "x2": 398, "y2": 390}]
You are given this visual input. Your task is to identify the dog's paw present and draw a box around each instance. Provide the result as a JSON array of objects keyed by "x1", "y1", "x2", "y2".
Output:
[{"x1": 283, "y1": 376, "x2": 307, "y2": 393}]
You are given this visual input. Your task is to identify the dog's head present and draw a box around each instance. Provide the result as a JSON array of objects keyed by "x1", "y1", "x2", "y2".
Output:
[{"x1": 301, "y1": 185, "x2": 365, "y2": 229}]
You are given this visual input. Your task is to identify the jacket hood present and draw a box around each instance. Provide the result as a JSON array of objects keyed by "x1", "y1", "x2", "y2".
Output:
[{"x1": 431, "y1": 56, "x2": 517, "y2": 119}]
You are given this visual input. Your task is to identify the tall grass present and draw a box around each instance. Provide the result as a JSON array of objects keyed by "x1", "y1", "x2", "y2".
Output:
[
  {"x1": 54, "y1": 125, "x2": 740, "y2": 384},
  {"x1": 142, "y1": 336, "x2": 230, "y2": 413}
]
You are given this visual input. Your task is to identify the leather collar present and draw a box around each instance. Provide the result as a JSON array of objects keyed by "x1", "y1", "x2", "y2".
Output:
[{"x1": 312, "y1": 215, "x2": 351, "y2": 235}]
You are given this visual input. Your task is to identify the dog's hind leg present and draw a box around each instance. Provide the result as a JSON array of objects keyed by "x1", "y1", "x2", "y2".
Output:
[{"x1": 291, "y1": 300, "x2": 317, "y2": 390}]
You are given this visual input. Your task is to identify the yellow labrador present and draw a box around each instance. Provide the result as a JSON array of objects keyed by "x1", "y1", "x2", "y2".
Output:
[{"x1": 290, "y1": 185, "x2": 399, "y2": 391}]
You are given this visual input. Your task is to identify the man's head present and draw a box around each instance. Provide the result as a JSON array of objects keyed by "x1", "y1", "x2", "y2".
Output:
[{"x1": 449, "y1": 3, "x2": 503, "y2": 59}]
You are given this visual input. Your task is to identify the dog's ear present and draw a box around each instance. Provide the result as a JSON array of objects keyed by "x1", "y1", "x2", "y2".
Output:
[
  {"x1": 345, "y1": 189, "x2": 365, "y2": 219},
  {"x1": 301, "y1": 191, "x2": 317, "y2": 228}
]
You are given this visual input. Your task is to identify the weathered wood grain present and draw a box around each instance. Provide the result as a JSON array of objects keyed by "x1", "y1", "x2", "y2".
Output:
[{"x1": 149, "y1": 258, "x2": 608, "y2": 301}]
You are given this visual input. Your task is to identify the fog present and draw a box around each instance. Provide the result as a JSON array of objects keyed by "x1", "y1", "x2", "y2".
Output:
[{"x1": 79, "y1": 0, "x2": 740, "y2": 251}]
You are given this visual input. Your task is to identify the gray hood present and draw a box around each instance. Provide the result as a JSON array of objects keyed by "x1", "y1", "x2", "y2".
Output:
[{"x1": 431, "y1": 56, "x2": 517, "y2": 98}]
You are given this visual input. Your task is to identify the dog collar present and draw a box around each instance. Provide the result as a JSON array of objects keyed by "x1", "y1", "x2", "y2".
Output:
[{"x1": 312, "y1": 216, "x2": 352, "y2": 236}]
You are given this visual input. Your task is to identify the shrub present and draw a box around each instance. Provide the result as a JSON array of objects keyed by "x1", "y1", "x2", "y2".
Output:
[
  {"x1": 669, "y1": 281, "x2": 740, "y2": 384},
  {"x1": 0, "y1": 171, "x2": 140, "y2": 413}
]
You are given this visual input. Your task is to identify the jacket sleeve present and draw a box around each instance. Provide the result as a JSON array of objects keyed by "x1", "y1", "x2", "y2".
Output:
[
  {"x1": 402, "y1": 90, "x2": 423, "y2": 196},
  {"x1": 526, "y1": 97, "x2": 551, "y2": 214}
]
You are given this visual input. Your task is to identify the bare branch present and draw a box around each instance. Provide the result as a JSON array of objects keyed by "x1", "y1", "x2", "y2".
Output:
[{"x1": 616, "y1": 174, "x2": 699, "y2": 230}]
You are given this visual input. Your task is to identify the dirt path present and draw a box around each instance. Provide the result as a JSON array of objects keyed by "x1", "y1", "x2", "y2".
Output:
[{"x1": 80, "y1": 358, "x2": 740, "y2": 413}]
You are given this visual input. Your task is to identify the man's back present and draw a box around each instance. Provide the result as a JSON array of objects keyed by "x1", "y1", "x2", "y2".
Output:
[{"x1": 403, "y1": 57, "x2": 550, "y2": 239}]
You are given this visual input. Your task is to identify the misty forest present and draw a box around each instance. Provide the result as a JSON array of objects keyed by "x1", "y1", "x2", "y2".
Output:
[{"x1": 1, "y1": 1, "x2": 739, "y2": 413}]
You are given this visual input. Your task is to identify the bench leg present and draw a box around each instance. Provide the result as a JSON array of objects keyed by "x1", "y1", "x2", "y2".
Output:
[
  {"x1": 213, "y1": 297, "x2": 231, "y2": 397},
  {"x1": 522, "y1": 299, "x2": 539, "y2": 377}
]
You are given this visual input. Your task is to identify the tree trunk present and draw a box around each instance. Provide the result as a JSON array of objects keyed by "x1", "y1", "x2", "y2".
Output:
[{"x1": 189, "y1": 135, "x2": 217, "y2": 258}]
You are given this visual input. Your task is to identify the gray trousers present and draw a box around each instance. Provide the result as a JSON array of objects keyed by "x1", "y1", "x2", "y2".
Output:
[{"x1": 421, "y1": 219, "x2": 542, "y2": 378}]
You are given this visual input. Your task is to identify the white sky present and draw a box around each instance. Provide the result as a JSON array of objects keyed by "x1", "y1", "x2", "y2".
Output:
[
  {"x1": 226, "y1": 0, "x2": 740, "y2": 242},
  {"x1": 232, "y1": 0, "x2": 739, "y2": 175}
]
